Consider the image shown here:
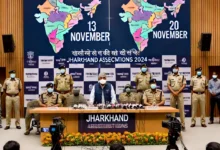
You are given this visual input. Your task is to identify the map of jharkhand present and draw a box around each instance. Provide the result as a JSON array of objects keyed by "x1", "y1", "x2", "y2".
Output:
[
  {"x1": 35, "y1": 0, "x2": 101, "y2": 53},
  {"x1": 120, "y1": 0, "x2": 185, "y2": 51},
  {"x1": 35, "y1": 0, "x2": 185, "y2": 53}
]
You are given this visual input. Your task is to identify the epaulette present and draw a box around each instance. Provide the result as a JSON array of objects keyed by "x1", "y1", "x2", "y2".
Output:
[
  {"x1": 145, "y1": 89, "x2": 151, "y2": 92},
  {"x1": 191, "y1": 76, "x2": 196, "y2": 78},
  {"x1": 156, "y1": 89, "x2": 162, "y2": 92}
]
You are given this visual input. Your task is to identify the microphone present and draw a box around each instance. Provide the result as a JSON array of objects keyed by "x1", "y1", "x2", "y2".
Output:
[
  {"x1": 73, "y1": 104, "x2": 78, "y2": 109},
  {"x1": 132, "y1": 104, "x2": 137, "y2": 109},
  {"x1": 97, "y1": 104, "x2": 104, "y2": 109},
  {"x1": 123, "y1": 104, "x2": 127, "y2": 109},
  {"x1": 115, "y1": 104, "x2": 121, "y2": 109},
  {"x1": 111, "y1": 104, "x2": 116, "y2": 109},
  {"x1": 139, "y1": 104, "x2": 144, "y2": 109},
  {"x1": 106, "y1": 104, "x2": 112, "y2": 109},
  {"x1": 127, "y1": 104, "x2": 132, "y2": 109}
]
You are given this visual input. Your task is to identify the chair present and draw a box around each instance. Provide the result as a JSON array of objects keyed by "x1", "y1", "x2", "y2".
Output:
[{"x1": 29, "y1": 114, "x2": 40, "y2": 135}]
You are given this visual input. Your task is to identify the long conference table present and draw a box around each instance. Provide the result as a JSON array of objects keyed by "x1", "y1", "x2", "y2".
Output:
[{"x1": 30, "y1": 106, "x2": 179, "y2": 142}]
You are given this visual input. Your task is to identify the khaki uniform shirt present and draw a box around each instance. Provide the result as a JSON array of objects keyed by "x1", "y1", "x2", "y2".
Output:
[
  {"x1": 3, "y1": 78, "x2": 22, "y2": 94},
  {"x1": 54, "y1": 74, "x2": 74, "y2": 91},
  {"x1": 167, "y1": 73, "x2": 186, "y2": 91},
  {"x1": 39, "y1": 92, "x2": 62, "y2": 107},
  {"x1": 143, "y1": 89, "x2": 165, "y2": 105},
  {"x1": 135, "y1": 72, "x2": 152, "y2": 91},
  {"x1": 190, "y1": 75, "x2": 208, "y2": 92},
  {"x1": 119, "y1": 92, "x2": 138, "y2": 104}
]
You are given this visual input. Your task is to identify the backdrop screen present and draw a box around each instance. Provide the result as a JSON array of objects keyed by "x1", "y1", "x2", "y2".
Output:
[{"x1": 24, "y1": 0, "x2": 191, "y2": 116}]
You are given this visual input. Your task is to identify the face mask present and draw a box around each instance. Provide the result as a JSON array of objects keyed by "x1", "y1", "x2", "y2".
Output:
[
  {"x1": 10, "y1": 74, "x2": 16, "y2": 78},
  {"x1": 197, "y1": 71, "x2": 202, "y2": 76},
  {"x1": 173, "y1": 69, "x2": 178, "y2": 73},
  {"x1": 213, "y1": 75, "x2": 217, "y2": 79},
  {"x1": 141, "y1": 68, "x2": 147, "y2": 73},
  {"x1": 47, "y1": 88, "x2": 53, "y2": 93},
  {"x1": 150, "y1": 84, "x2": 157, "y2": 90},
  {"x1": 99, "y1": 79, "x2": 106, "y2": 85},
  {"x1": 60, "y1": 69, "x2": 65, "y2": 74},
  {"x1": 125, "y1": 88, "x2": 131, "y2": 93}
]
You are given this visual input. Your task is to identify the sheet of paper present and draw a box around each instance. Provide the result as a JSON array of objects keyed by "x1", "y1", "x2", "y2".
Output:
[
  {"x1": 146, "y1": 106, "x2": 159, "y2": 110},
  {"x1": 47, "y1": 107, "x2": 59, "y2": 110}
]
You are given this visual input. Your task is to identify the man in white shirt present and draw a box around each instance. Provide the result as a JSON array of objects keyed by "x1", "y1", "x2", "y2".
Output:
[{"x1": 90, "y1": 72, "x2": 116, "y2": 105}]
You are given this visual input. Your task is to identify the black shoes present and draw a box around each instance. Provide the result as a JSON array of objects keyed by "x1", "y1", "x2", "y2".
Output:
[
  {"x1": 0, "y1": 125, "x2": 2, "y2": 128},
  {"x1": 201, "y1": 124, "x2": 207, "y2": 127},
  {"x1": 4, "y1": 126, "x2": 21, "y2": 130},
  {"x1": 24, "y1": 131, "x2": 30, "y2": 135},
  {"x1": 190, "y1": 124, "x2": 195, "y2": 127},
  {"x1": 35, "y1": 131, "x2": 40, "y2": 135},
  {"x1": 208, "y1": 121, "x2": 214, "y2": 124}
]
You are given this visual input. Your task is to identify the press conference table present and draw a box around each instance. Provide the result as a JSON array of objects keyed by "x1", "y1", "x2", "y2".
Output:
[{"x1": 30, "y1": 107, "x2": 179, "y2": 142}]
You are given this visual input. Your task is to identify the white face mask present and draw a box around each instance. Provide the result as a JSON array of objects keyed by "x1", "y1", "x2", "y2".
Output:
[
  {"x1": 99, "y1": 79, "x2": 106, "y2": 85},
  {"x1": 213, "y1": 75, "x2": 217, "y2": 79}
]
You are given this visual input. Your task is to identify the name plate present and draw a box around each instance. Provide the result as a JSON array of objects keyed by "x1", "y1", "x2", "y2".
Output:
[
  {"x1": 86, "y1": 107, "x2": 98, "y2": 110},
  {"x1": 146, "y1": 106, "x2": 159, "y2": 110},
  {"x1": 47, "y1": 107, "x2": 59, "y2": 110},
  {"x1": 78, "y1": 113, "x2": 135, "y2": 133}
]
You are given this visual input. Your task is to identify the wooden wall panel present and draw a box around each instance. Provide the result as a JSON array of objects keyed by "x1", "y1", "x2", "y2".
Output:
[
  {"x1": 191, "y1": 0, "x2": 220, "y2": 116},
  {"x1": 0, "y1": 0, "x2": 220, "y2": 117},
  {"x1": 0, "y1": 0, "x2": 24, "y2": 116}
]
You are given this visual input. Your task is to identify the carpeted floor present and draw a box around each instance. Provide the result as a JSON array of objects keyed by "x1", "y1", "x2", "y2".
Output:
[{"x1": 0, "y1": 118, "x2": 220, "y2": 150}]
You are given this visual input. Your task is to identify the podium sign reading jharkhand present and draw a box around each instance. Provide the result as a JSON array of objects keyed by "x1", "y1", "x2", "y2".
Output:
[{"x1": 78, "y1": 113, "x2": 135, "y2": 133}]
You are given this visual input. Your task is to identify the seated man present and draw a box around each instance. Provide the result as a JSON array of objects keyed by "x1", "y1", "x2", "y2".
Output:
[
  {"x1": 24, "y1": 83, "x2": 62, "y2": 135},
  {"x1": 119, "y1": 84, "x2": 139, "y2": 104},
  {"x1": 90, "y1": 72, "x2": 116, "y2": 105},
  {"x1": 143, "y1": 79, "x2": 165, "y2": 106},
  {"x1": 67, "y1": 89, "x2": 88, "y2": 107}
]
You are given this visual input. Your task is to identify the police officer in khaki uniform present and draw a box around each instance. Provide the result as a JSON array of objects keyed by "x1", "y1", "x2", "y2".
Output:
[
  {"x1": 67, "y1": 89, "x2": 88, "y2": 107},
  {"x1": 190, "y1": 67, "x2": 208, "y2": 127},
  {"x1": 119, "y1": 84, "x2": 138, "y2": 104},
  {"x1": 167, "y1": 64, "x2": 186, "y2": 131},
  {"x1": 143, "y1": 79, "x2": 165, "y2": 106},
  {"x1": 54, "y1": 65, "x2": 74, "y2": 107},
  {"x1": 3, "y1": 70, "x2": 22, "y2": 130},
  {"x1": 135, "y1": 64, "x2": 152, "y2": 104},
  {"x1": 0, "y1": 83, "x2": 3, "y2": 128},
  {"x1": 24, "y1": 83, "x2": 62, "y2": 135}
]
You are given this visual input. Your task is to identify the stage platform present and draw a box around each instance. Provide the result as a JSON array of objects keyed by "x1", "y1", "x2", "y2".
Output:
[{"x1": 0, "y1": 118, "x2": 220, "y2": 150}]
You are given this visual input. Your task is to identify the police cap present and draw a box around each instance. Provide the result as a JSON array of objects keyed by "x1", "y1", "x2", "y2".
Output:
[
  {"x1": 140, "y1": 64, "x2": 147, "y2": 68},
  {"x1": 195, "y1": 67, "x2": 202, "y2": 71},
  {"x1": 9, "y1": 70, "x2": 16, "y2": 74},
  {"x1": 149, "y1": 78, "x2": 157, "y2": 84},
  {"x1": 124, "y1": 84, "x2": 131, "y2": 89},
  {"x1": 59, "y1": 65, "x2": 66, "y2": 69},
  {"x1": 46, "y1": 83, "x2": 54, "y2": 88},
  {"x1": 171, "y1": 64, "x2": 179, "y2": 69}
]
